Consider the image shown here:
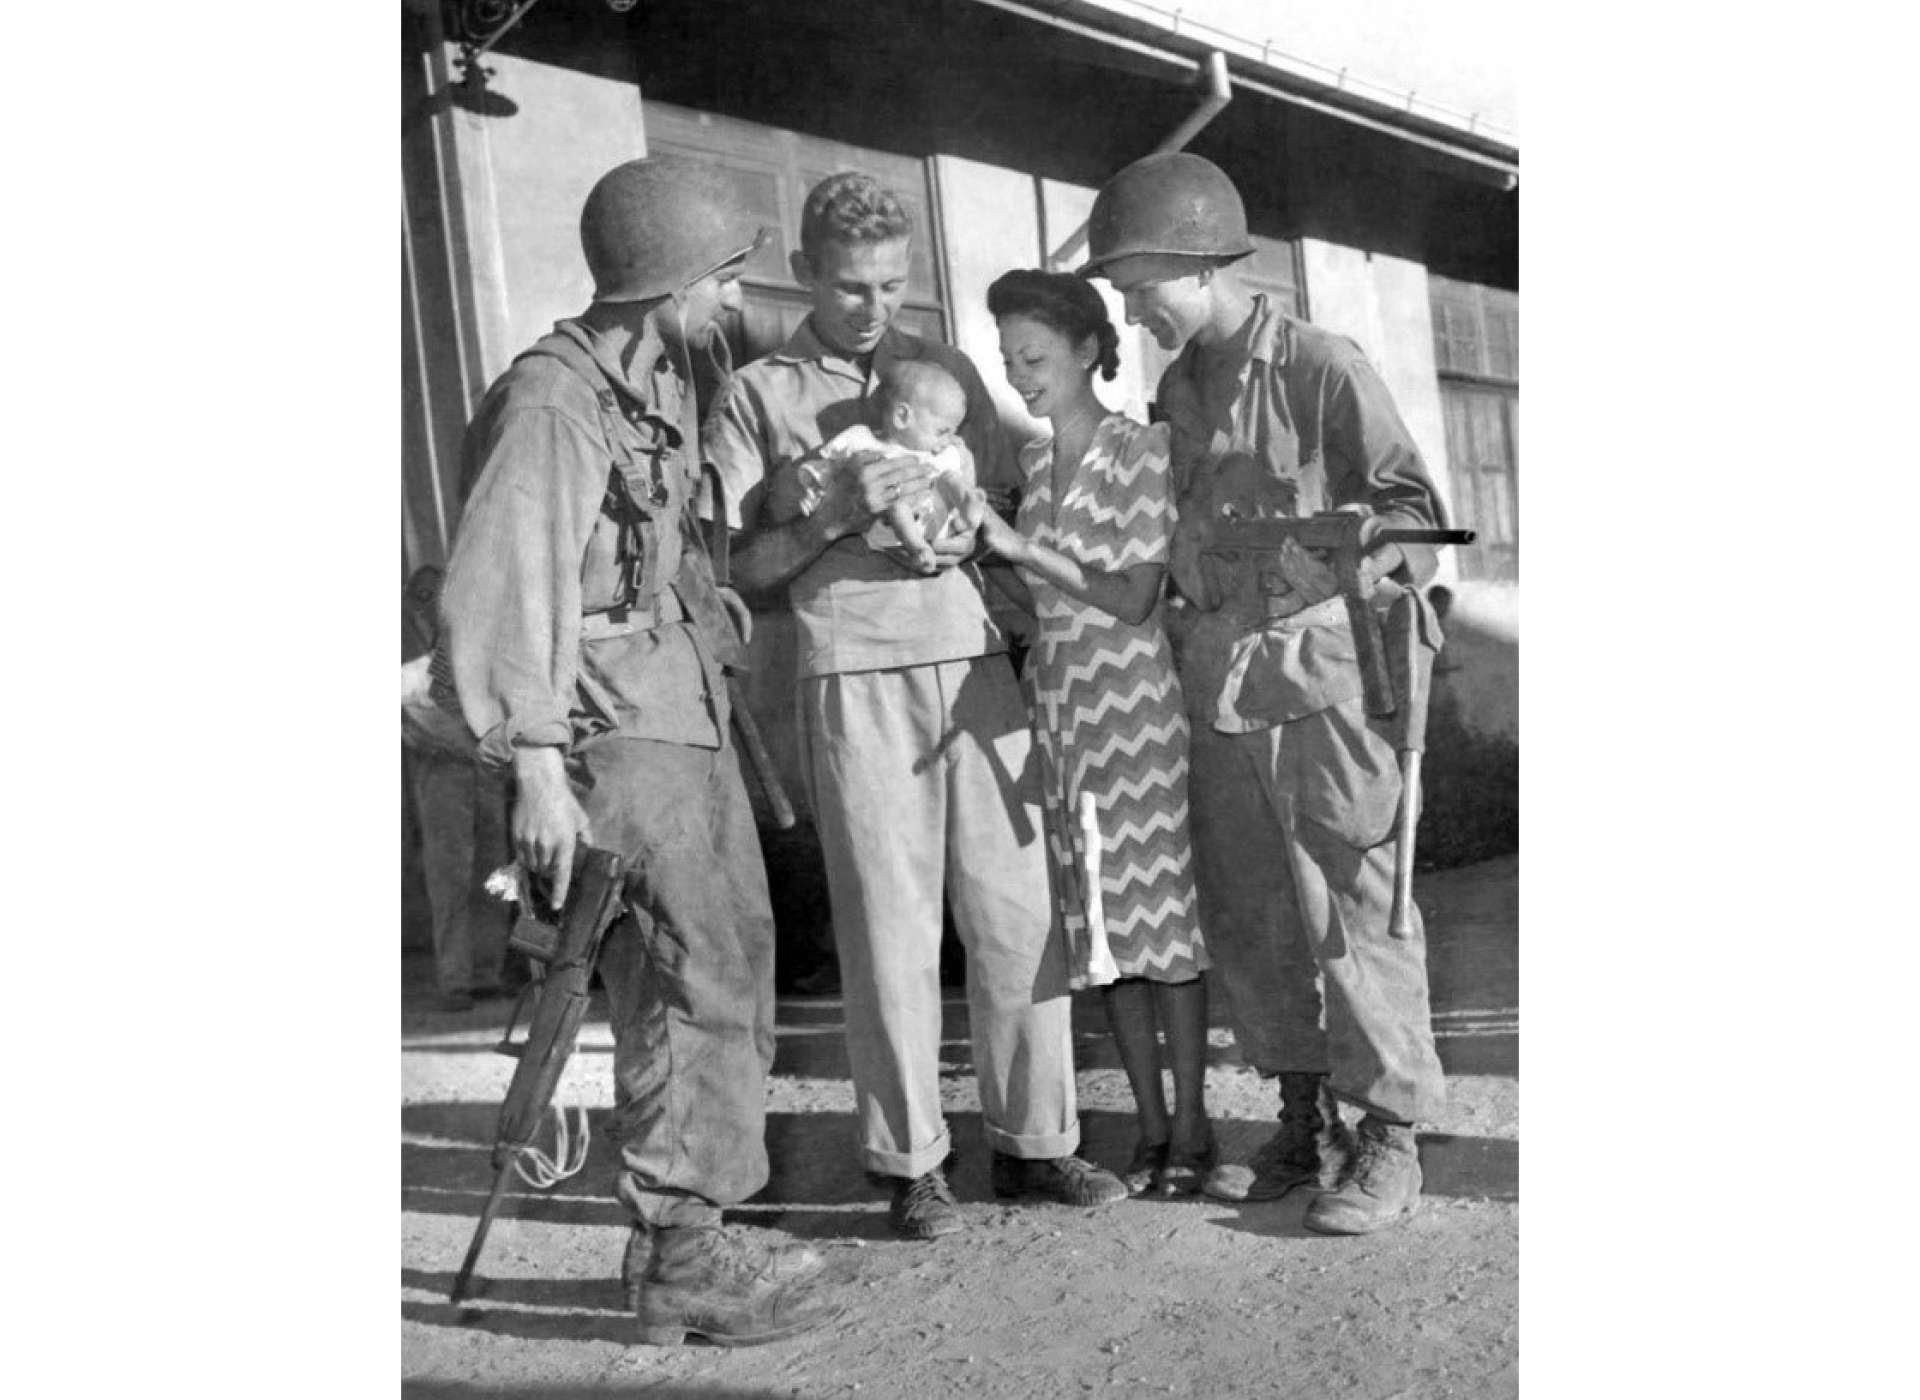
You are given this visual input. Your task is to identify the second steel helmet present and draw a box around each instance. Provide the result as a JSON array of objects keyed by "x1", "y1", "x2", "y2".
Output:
[
  {"x1": 580, "y1": 154, "x2": 770, "y2": 304},
  {"x1": 1079, "y1": 152, "x2": 1255, "y2": 279}
]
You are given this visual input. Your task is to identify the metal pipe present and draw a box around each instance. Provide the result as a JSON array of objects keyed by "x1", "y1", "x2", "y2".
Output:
[
  {"x1": 1049, "y1": 48, "x2": 1231, "y2": 268},
  {"x1": 467, "y1": 0, "x2": 544, "y2": 65},
  {"x1": 969, "y1": 0, "x2": 1517, "y2": 190}
]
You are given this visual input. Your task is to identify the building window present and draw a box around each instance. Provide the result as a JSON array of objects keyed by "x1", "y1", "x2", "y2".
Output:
[
  {"x1": 643, "y1": 100, "x2": 950, "y2": 386},
  {"x1": 1429, "y1": 275, "x2": 1518, "y2": 582}
]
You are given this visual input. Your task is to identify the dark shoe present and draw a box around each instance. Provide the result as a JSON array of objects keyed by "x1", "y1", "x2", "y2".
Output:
[
  {"x1": 631, "y1": 1223, "x2": 842, "y2": 1347},
  {"x1": 991, "y1": 1153, "x2": 1128, "y2": 1208},
  {"x1": 434, "y1": 990, "x2": 476, "y2": 1014},
  {"x1": 889, "y1": 1169, "x2": 963, "y2": 1240},
  {"x1": 1153, "y1": 1125, "x2": 1219, "y2": 1198},
  {"x1": 1120, "y1": 1139, "x2": 1169, "y2": 1196},
  {"x1": 621, "y1": 1225, "x2": 825, "y2": 1311},
  {"x1": 1204, "y1": 1072, "x2": 1352, "y2": 1202},
  {"x1": 1303, "y1": 1115, "x2": 1422, "y2": 1236}
]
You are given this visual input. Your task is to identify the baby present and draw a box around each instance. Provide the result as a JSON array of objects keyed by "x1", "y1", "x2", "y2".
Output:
[{"x1": 802, "y1": 359, "x2": 976, "y2": 572}]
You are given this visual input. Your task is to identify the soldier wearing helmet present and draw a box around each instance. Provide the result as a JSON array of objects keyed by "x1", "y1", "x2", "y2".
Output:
[
  {"x1": 1084, "y1": 151, "x2": 1453, "y2": 1235},
  {"x1": 436, "y1": 154, "x2": 838, "y2": 1345}
]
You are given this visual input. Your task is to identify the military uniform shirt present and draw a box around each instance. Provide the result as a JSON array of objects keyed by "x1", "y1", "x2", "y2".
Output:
[
  {"x1": 1160, "y1": 295, "x2": 1447, "y2": 729},
  {"x1": 441, "y1": 316, "x2": 724, "y2": 766}
]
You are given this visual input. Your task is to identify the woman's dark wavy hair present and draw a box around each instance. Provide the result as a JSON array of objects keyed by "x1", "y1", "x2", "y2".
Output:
[{"x1": 986, "y1": 268, "x2": 1121, "y2": 381}]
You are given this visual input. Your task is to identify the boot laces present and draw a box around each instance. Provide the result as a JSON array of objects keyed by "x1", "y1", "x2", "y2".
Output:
[
  {"x1": 903, "y1": 1168, "x2": 956, "y2": 1211},
  {"x1": 700, "y1": 1227, "x2": 779, "y2": 1284},
  {"x1": 1346, "y1": 1122, "x2": 1406, "y2": 1186}
]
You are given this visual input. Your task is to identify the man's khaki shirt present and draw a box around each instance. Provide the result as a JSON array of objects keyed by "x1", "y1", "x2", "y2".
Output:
[{"x1": 703, "y1": 318, "x2": 1016, "y2": 677}]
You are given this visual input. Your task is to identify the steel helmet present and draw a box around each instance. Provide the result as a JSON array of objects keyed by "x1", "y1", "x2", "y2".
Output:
[
  {"x1": 579, "y1": 154, "x2": 770, "y2": 304},
  {"x1": 1079, "y1": 152, "x2": 1255, "y2": 279}
]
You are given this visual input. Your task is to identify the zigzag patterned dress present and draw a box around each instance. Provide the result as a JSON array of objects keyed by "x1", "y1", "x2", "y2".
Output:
[{"x1": 1016, "y1": 413, "x2": 1208, "y2": 988}]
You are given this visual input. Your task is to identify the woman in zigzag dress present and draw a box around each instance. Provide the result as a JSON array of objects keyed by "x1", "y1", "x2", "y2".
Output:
[{"x1": 967, "y1": 268, "x2": 1214, "y2": 1197}]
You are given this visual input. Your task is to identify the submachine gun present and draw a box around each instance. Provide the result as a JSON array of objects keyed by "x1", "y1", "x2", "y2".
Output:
[{"x1": 1202, "y1": 510, "x2": 1475, "y2": 937}]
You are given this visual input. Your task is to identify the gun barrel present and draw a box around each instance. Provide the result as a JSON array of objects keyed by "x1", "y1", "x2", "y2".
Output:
[
  {"x1": 1375, "y1": 528, "x2": 1477, "y2": 546},
  {"x1": 449, "y1": 1156, "x2": 519, "y2": 1304},
  {"x1": 728, "y1": 677, "x2": 797, "y2": 830}
]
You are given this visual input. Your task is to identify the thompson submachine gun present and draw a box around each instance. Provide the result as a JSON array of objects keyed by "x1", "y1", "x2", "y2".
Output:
[
  {"x1": 1202, "y1": 510, "x2": 1475, "y2": 939},
  {"x1": 450, "y1": 846, "x2": 628, "y2": 1305},
  {"x1": 1203, "y1": 511, "x2": 1474, "y2": 720}
]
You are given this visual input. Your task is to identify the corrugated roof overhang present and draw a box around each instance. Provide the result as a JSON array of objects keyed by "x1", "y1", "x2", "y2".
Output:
[{"x1": 963, "y1": 0, "x2": 1518, "y2": 190}]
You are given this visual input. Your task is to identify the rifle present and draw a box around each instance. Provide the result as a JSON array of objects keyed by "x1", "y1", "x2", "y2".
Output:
[
  {"x1": 449, "y1": 846, "x2": 628, "y2": 1305},
  {"x1": 701, "y1": 464, "x2": 796, "y2": 830},
  {"x1": 1201, "y1": 510, "x2": 1474, "y2": 939}
]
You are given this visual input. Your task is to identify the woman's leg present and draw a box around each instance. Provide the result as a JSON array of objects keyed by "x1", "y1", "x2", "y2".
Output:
[
  {"x1": 1153, "y1": 975, "x2": 1216, "y2": 1190},
  {"x1": 1102, "y1": 977, "x2": 1170, "y2": 1190}
]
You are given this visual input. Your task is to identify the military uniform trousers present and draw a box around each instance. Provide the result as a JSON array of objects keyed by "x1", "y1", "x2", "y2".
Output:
[
  {"x1": 1187, "y1": 698, "x2": 1447, "y2": 1125},
  {"x1": 798, "y1": 655, "x2": 1080, "y2": 1179},
  {"x1": 570, "y1": 734, "x2": 778, "y2": 1227}
]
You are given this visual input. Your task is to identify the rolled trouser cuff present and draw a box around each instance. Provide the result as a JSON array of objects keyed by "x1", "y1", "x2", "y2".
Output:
[
  {"x1": 861, "y1": 1127, "x2": 954, "y2": 1181},
  {"x1": 616, "y1": 1176, "x2": 724, "y2": 1229},
  {"x1": 982, "y1": 1122, "x2": 1080, "y2": 1161}
]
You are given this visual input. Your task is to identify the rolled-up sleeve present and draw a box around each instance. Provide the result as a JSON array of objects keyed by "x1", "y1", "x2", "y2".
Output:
[
  {"x1": 701, "y1": 378, "x2": 768, "y2": 531},
  {"x1": 441, "y1": 405, "x2": 605, "y2": 767},
  {"x1": 1324, "y1": 355, "x2": 1446, "y2": 587}
]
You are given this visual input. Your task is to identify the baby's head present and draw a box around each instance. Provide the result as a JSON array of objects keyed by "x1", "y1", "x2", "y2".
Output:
[{"x1": 871, "y1": 360, "x2": 967, "y2": 453}]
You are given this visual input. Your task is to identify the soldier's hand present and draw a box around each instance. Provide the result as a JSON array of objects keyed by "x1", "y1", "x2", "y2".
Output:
[
  {"x1": 816, "y1": 454, "x2": 937, "y2": 539},
  {"x1": 764, "y1": 459, "x2": 825, "y2": 525},
  {"x1": 1275, "y1": 536, "x2": 1343, "y2": 606},
  {"x1": 510, "y1": 747, "x2": 593, "y2": 910},
  {"x1": 1168, "y1": 515, "x2": 1223, "y2": 610}
]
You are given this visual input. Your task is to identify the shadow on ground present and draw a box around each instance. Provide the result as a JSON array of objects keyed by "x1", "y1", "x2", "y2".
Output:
[{"x1": 407, "y1": 1385, "x2": 809, "y2": 1399}]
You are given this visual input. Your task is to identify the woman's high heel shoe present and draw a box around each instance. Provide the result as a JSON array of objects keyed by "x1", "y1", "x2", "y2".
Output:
[
  {"x1": 1121, "y1": 1139, "x2": 1169, "y2": 1196},
  {"x1": 1154, "y1": 1126, "x2": 1219, "y2": 1197}
]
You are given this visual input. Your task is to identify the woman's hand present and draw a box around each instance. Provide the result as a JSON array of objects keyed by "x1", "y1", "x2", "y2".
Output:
[{"x1": 964, "y1": 488, "x2": 1027, "y2": 561}]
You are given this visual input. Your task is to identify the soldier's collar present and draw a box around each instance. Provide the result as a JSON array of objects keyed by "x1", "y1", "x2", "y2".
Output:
[{"x1": 772, "y1": 317, "x2": 924, "y2": 381}]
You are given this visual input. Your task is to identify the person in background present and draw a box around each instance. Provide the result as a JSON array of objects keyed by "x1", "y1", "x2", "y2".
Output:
[{"x1": 402, "y1": 565, "x2": 515, "y2": 1014}]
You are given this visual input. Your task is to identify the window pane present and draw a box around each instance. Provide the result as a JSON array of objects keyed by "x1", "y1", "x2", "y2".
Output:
[{"x1": 1486, "y1": 302, "x2": 1518, "y2": 380}]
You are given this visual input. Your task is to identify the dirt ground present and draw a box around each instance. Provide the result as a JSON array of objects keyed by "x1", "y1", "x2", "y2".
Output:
[{"x1": 401, "y1": 856, "x2": 1517, "y2": 1398}]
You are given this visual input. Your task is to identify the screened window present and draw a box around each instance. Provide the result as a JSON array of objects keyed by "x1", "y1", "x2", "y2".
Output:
[{"x1": 1429, "y1": 274, "x2": 1519, "y2": 581}]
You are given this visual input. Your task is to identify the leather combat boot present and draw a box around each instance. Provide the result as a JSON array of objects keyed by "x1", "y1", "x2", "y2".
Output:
[
  {"x1": 620, "y1": 1224, "x2": 826, "y2": 1311},
  {"x1": 1203, "y1": 1072, "x2": 1354, "y2": 1202},
  {"x1": 629, "y1": 1223, "x2": 842, "y2": 1347},
  {"x1": 1303, "y1": 1113, "x2": 1423, "y2": 1236}
]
